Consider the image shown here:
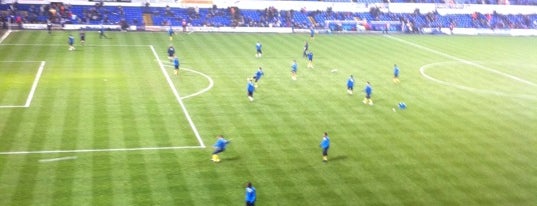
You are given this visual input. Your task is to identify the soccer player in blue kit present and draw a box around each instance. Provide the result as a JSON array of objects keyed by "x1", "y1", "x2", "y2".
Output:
[
  {"x1": 173, "y1": 56, "x2": 180, "y2": 75},
  {"x1": 211, "y1": 135, "x2": 231, "y2": 162},
  {"x1": 247, "y1": 78, "x2": 255, "y2": 102},
  {"x1": 347, "y1": 75, "x2": 354, "y2": 95},
  {"x1": 245, "y1": 182, "x2": 257, "y2": 206},
  {"x1": 168, "y1": 25, "x2": 175, "y2": 41},
  {"x1": 363, "y1": 81, "x2": 373, "y2": 105},
  {"x1": 291, "y1": 60, "x2": 298, "y2": 80},
  {"x1": 255, "y1": 41, "x2": 262, "y2": 58},
  {"x1": 99, "y1": 23, "x2": 108, "y2": 39},
  {"x1": 320, "y1": 132, "x2": 330, "y2": 162},
  {"x1": 68, "y1": 34, "x2": 75, "y2": 51},
  {"x1": 253, "y1": 67, "x2": 264, "y2": 87},
  {"x1": 393, "y1": 64, "x2": 400, "y2": 84},
  {"x1": 307, "y1": 51, "x2": 314, "y2": 69}
]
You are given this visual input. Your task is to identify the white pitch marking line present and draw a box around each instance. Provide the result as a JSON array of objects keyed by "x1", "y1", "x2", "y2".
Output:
[
  {"x1": 1, "y1": 146, "x2": 205, "y2": 155},
  {"x1": 420, "y1": 62, "x2": 537, "y2": 100},
  {"x1": 0, "y1": 60, "x2": 43, "y2": 63},
  {"x1": 39, "y1": 156, "x2": 77, "y2": 163},
  {"x1": 0, "y1": 43, "x2": 149, "y2": 47},
  {"x1": 159, "y1": 61, "x2": 214, "y2": 100},
  {"x1": 0, "y1": 61, "x2": 45, "y2": 109},
  {"x1": 0, "y1": 30, "x2": 11, "y2": 44},
  {"x1": 149, "y1": 45, "x2": 206, "y2": 148},
  {"x1": 385, "y1": 35, "x2": 537, "y2": 87},
  {"x1": 0, "y1": 105, "x2": 26, "y2": 108},
  {"x1": 24, "y1": 61, "x2": 46, "y2": 107}
]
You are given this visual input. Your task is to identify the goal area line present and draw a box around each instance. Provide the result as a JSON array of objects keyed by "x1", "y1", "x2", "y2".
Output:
[
  {"x1": 0, "y1": 146, "x2": 206, "y2": 155},
  {"x1": 0, "y1": 61, "x2": 45, "y2": 109},
  {"x1": 0, "y1": 46, "x2": 207, "y2": 155},
  {"x1": 0, "y1": 44, "x2": 206, "y2": 155}
]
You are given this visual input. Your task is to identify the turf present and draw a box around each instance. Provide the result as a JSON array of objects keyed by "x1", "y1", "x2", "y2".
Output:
[{"x1": 0, "y1": 30, "x2": 536, "y2": 206}]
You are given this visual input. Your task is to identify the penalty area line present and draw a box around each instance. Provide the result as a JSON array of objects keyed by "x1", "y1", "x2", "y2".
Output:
[
  {"x1": 25, "y1": 61, "x2": 46, "y2": 107},
  {"x1": 0, "y1": 105, "x2": 26, "y2": 108},
  {"x1": 0, "y1": 146, "x2": 205, "y2": 155},
  {"x1": 0, "y1": 30, "x2": 11, "y2": 44},
  {"x1": 0, "y1": 61, "x2": 45, "y2": 109},
  {"x1": 149, "y1": 45, "x2": 206, "y2": 148},
  {"x1": 0, "y1": 43, "x2": 150, "y2": 47}
]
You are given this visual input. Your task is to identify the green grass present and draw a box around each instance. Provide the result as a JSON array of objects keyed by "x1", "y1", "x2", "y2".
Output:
[{"x1": 0, "y1": 30, "x2": 536, "y2": 206}]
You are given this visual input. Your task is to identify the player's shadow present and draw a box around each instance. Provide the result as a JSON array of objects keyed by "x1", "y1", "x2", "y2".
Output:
[
  {"x1": 329, "y1": 155, "x2": 347, "y2": 162},
  {"x1": 223, "y1": 156, "x2": 241, "y2": 162}
]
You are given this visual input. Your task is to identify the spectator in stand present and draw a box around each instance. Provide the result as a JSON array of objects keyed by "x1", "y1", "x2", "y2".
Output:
[
  {"x1": 118, "y1": 6, "x2": 124, "y2": 16},
  {"x1": 182, "y1": 19, "x2": 187, "y2": 32},
  {"x1": 15, "y1": 15, "x2": 22, "y2": 29}
]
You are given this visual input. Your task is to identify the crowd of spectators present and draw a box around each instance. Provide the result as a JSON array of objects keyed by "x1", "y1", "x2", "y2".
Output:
[{"x1": 1, "y1": 1, "x2": 536, "y2": 31}]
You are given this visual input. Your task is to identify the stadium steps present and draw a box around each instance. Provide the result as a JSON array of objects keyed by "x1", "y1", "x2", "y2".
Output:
[
  {"x1": 308, "y1": 16, "x2": 317, "y2": 26},
  {"x1": 143, "y1": 13, "x2": 153, "y2": 26}
]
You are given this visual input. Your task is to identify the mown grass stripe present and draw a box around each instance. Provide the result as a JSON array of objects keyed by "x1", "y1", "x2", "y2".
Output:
[
  {"x1": 29, "y1": 43, "x2": 70, "y2": 204},
  {"x1": 0, "y1": 155, "x2": 24, "y2": 206},
  {"x1": 10, "y1": 94, "x2": 57, "y2": 204},
  {"x1": 126, "y1": 152, "x2": 155, "y2": 205},
  {"x1": 1, "y1": 31, "x2": 536, "y2": 206}
]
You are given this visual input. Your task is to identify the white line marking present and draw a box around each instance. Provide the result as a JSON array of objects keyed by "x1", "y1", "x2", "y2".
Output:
[
  {"x1": 159, "y1": 61, "x2": 214, "y2": 100},
  {"x1": 0, "y1": 105, "x2": 25, "y2": 108},
  {"x1": 0, "y1": 30, "x2": 11, "y2": 44},
  {"x1": 149, "y1": 45, "x2": 206, "y2": 148},
  {"x1": 39, "y1": 156, "x2": 77, "y2": 162},
  {"x1": 24, "y1": 61, "x2": 46, "y2": 107},
  {"x1": 0, "y1": 61, "x2": 45, "y2": 108},
  {"x1": 420, "y1": 62, "x2": 537, "y2": 100},
  {"x1": 0, "y1": 60, "x2": 43, "y2": 62},
  {"x1": 385, "y1": 35, "x2": 537, "y2": 87},
  {"x1": 1, "y1": 146, "x2": 205, "y2": 155},
  {"x1": 0, "y1": 44, "x2": 149, "y2": 47}
]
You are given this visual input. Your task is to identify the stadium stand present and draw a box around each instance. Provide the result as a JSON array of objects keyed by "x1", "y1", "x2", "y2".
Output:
[{"x1": 1, "y1": 1, "x2": 536, "y2": 32}]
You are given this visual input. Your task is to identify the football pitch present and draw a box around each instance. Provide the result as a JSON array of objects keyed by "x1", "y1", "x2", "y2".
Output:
[{"x1": 0, "y1": 30, "x2": 536, "y2": 205}]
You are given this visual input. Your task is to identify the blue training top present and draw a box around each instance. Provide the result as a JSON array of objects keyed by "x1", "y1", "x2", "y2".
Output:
[
  {"x1": 320, "y1": 136, "x2": 330, "y2": 149},
  {"x1": 245, "y1": 186, "x2": 256, "y2": 203},
  {"x1": 214, "y1": 138, "x2": 229, "y2": 149},
  {"x1": 247, "y1": 81, "x2": 255, "y2": 92},
  {"x1": 365, "y1": 84, "x2": 372, "y2": 95}
]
